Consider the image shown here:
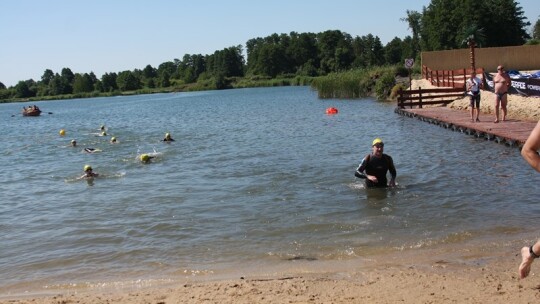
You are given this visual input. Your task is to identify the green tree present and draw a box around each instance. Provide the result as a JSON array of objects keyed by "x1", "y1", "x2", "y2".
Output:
[
  {"x1": 421, "y1": 0, "x2": 530, "y2": 50},
  {"x1": 534, "y1": 18, "x2": 540, "y2": 39},
  {"x1": 48, "y1": 74, "x2": 66, "y2": 95},
  {"x1": 482, "y1": 0, "x2": 530, "y2": 46},
  {"x1": 41, "y1": 69, "x2": 54, "y2": 85},
  {"x1": 73, "y1": 73, "x2": 94, "y2": 93},
  {"x1": 207, "y1": 46, "x2": 245, "y2": 78},
  {"x1": 384, "y1": 37, "x2": 404, "y2": 65},
  {"x1": 352, "y1": 34, "x2": 384, "y2": 68},
  {"x1": 101, "y1": 72, "x2": 118, "y2": 92},
  {"x1": 287, "y1": 32, "x2": 319, "y2": 74},
  {"x1": 0, "y1": 81, "x2": 6, "y2": 90},
  {"x1": 60, "y1": 67, "x2": 74, "y2": 94},
  {"x1": 116, "y1": 70, "x2": 141, "y2": 91},
  {"x1": 14, "y1": 80, "x2": 34, "y2": 98},
  {"x1": 317, "y1": 30, "x2": 353, "y2": 74},
  {"x1": 401, "y1": 10, "x2": 422, "y2": 59}
]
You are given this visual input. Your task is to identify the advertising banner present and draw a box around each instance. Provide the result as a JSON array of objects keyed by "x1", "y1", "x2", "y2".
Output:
[{"x1": 484, "y1": 73, "x2": 540, "y2": 97}]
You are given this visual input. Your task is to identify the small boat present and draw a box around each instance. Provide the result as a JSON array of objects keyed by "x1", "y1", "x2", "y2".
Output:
[{"x1": 22, "y1": 107, "x2": 42, "y2": 116}]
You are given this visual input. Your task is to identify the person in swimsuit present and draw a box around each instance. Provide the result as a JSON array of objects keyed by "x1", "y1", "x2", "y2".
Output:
[
  {"x1": 518, "y1": 120, "x2": 540, "y2": 279},
  {"x1": 466, "y1": 72, "x2": 482, "y2": 122},
  {"x1": 79, "y1": 165, "x2": 99, "y2": 179},
  {"x1": 163, "y1": 132, "x2": 174, "y2": 142},
  {"x1": 493, "y1": 65, "x2": 511, "y2": 123},
  {"x1": 355, "y1": 138, "x2": 397, "y2": 188}
]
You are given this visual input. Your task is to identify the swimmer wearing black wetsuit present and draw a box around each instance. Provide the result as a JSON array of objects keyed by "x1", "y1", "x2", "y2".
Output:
[{"x1": 355, "y1": 138, "x2": 397, "y2": 188}]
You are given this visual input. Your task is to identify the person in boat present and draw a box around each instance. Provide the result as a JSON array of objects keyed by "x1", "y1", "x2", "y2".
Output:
[
  {"x1": 493, "y1": 65, "x2": 511, "y2": 123},
  {"x1": 163, "y1": 132, "x2": 174, "y2": 142},
  {"x1": 80, "y1": 165, "x2": 99, "y2": 179},
  {"x1": 355, "y1": 138, "x2": 397, "y2": 188},
  {"x1": 518, "y1": 120, "x2": 540, "y2": 279}
]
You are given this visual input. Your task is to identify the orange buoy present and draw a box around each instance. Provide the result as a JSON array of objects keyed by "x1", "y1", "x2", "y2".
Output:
[{"x1": 326, "y1": 107, "x2": 338, "y2": 115}]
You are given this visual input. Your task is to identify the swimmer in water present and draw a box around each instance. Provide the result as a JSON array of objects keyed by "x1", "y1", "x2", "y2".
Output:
[
  {"x1": 110, "y1": 136, "x2": 117, "y2": 144},
  {"x1": 79, "y1": 165, "x2": 99, "y2": 179},
  {"x1": 163, "y1": 132, "x2": 174, "y2": 142},
  {"x1": 139, "y1": 153, "x2": 155, "y2": 163}
]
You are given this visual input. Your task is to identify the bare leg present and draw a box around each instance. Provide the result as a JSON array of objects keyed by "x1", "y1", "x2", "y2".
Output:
[
  {"x1": 494, "y1": 99, "x2": 500, "y2": 123},
  {"x1": 519, "y1": 246, "x2": 535, "y2": 279},
  {"x1": 501, "y1": 97, "x2": 508, "y2": 121}
]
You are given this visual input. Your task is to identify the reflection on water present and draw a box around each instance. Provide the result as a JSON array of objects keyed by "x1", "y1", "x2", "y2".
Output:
[{"x1": 0, "y1": 86, "x2": 539, "y2": 294}]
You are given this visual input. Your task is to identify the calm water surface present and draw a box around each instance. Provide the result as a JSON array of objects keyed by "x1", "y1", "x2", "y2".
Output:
[{"x1": 1, "y1": 86, "x2": 539, "y2": 295}]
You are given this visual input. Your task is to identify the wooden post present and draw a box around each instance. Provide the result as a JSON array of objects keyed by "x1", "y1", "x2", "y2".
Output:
[{"x1": 418, "y1": 87, "x2": 423, "y2": 109}]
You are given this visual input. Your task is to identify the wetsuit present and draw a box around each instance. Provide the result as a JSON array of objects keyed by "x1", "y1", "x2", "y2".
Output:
[{"x1": 356, "y1": 153, "x2": 396, "y2": 188}]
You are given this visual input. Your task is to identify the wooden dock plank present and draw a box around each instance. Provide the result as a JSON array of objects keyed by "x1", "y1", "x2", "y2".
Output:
[{"x1": 395, "y1": 107, "x2": 537, "y2": 147}]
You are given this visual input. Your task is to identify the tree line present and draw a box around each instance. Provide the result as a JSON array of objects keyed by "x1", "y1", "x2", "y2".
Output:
[{"x1": 0, "y1": 0, "x2": 536, "y2": 101}]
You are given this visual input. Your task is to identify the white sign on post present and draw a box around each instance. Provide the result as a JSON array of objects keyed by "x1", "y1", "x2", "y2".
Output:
[{"x1": 405, "y1": 58, "x2": 414, "y2": 69}]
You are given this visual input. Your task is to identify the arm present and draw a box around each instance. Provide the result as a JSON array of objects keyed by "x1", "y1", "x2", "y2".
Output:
[
  {"x1": 505, "y1": 73, "x2": 512, "y2": 87},
  {"x1": 387, "y1": 156, "x2": 397, "y2": 187},
  {"x1": 522, "y1": 121, "x2": 540, "y2": 172},
  {"x1": 355, "y1": 154, "x2": 370, "y2": 180}
]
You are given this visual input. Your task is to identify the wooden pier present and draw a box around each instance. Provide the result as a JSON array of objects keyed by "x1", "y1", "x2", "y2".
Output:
[{"x1": 395, "y1": 107, "x2": 536, "y2": 148}]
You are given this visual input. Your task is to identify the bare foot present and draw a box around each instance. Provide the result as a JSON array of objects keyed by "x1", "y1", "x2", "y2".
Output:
[
  {"x1": 494, "y1": 119, "x2": 499, "y2": 123},
  {"x1": 519, "y1": 246, "x2": 535, "y2": 279},
  {"x1": 476, "y1": 118, "x2": 480, "y2": 122}
]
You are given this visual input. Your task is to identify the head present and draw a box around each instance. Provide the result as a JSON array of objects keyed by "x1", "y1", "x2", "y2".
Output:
[
  {"x1": 84, "y1": 165, "x2": 92, "y2": 172},
  {"x1": 101, "y1": 131, "x2": 107, "y2": 136},
  {"x1": 371, "y1": 138, "x2": 384, "y2": 157},
  {"x1": 71, "y1": 139, "x2": 77, "y2": 147},
  {"x1": 140, "y1": 154, "x2": 150, "y2": 163},
  {"x1": 470, "y1": 72, "x2": 476, "y2": 78},
  {"x1": 165, "y1": 133, "x2": 171, "y2": 140},
  {"x1": 100, "y1": 125, "x2": 105, "y2": 131},
  {"x1": 497, "y1": 65, "x2": 504, "y2": 73},
  {"x1": 110, "y1": 137, "x2": 117, "y2": 143}
]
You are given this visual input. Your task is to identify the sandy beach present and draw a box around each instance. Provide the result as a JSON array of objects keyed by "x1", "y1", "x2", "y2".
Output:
[
  {"x1": 2, "y1": 82, "x2": 540, "y2": 304},
  {"x1": 3, "y1": 240, "x2": 540, "y2": 304}
]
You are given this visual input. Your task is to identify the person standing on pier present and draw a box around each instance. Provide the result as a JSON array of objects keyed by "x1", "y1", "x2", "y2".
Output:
[
  {"x1": 518, "y1": 120, "x2": 540, "y2": 279},
  {"x1": 493, "y1": 65, "x2": 511, "y2": 123},
  {"x1": 355, "y1": 138, "x2": 397, "y2": 188},
  {"x1": 466, "y1": 72, "x2": 482, "y2": 122}
]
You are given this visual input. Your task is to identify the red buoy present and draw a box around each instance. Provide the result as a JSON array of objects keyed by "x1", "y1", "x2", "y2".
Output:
[{"x1": 326, "y1": 107, "x2": 338, "y2": 114}]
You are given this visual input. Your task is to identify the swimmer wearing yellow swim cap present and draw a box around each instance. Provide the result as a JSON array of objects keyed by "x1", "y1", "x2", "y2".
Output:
[
  {"x1": 140, "y1": 154, "x2": 152, "y2": 163},
  {"x1": 163, "y1": 132, "x2": 174, "y2": 142},
  {"x1": 80, "y1": 165, "x2": 99, "y2": 179}
]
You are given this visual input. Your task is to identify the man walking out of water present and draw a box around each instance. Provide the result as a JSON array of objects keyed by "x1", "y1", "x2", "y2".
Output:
[
  {"x1": 493, "y1": 65, "x2": 511, "y2": 123},
  {"x1": 355, "y1": 138, "x2": 396, "y2": 188},
  {"x1": 518, "y1": 120, "x2": 540, "y2": 279}
]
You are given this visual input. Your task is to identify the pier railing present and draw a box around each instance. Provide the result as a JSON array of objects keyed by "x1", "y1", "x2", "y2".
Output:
[
  {"x1": 397, "y1": 87, "x2": 466, "y2": 109},
  {"x1": 422, "y1": 65, "x2": 484, "y2": 88}
]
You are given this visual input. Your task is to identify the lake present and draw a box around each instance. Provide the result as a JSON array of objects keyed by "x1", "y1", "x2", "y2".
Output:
[{"x1": 1, "y1": 86, "x2": 539, "y2": 296}]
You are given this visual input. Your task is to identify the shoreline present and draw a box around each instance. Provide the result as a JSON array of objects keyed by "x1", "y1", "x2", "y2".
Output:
[{"x1": 3, "y1": 234, "x2": 540, "y2": 303}]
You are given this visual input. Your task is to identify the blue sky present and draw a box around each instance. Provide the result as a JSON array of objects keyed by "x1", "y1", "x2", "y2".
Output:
[{"x1": 0, "y1": 0, "x2": 538, "y2": 87}]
